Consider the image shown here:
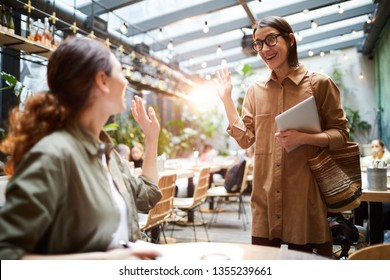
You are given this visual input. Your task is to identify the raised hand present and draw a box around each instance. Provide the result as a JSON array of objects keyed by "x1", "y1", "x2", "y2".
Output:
[
  {"x1": 214, "y1": 67, "x2": 233, "y2": 102},
  {"x1": 131, "y1": 95, "x2": 160, "y2": 141}
]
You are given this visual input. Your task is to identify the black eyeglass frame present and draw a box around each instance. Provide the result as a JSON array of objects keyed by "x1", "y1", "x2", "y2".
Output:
[{"x1": 251, "y1": 33, "x2": 288, "y2": 52}]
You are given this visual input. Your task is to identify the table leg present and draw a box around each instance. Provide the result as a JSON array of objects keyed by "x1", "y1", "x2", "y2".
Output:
[{"x1": 367, "y1": 201, "x2": 384, "y2": 244}]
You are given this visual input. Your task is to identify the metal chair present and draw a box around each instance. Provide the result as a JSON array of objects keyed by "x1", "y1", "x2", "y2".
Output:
[
  {"x1": 207, "y1": 159, "x2": 250, "y2": 230},
  {"x1": 138, "y1": 173, "x2": 177, "y2": 243},
  {"x1": 172, "y1": 167, "x2": 211, "y2": 242}
]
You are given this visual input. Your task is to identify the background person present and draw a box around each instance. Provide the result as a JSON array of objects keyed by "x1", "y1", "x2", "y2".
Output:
[
  {"x1": 361, "y1": 138, "x2": 390, "y2": 167},
  {"x1": 214, "y1": 16, "x2": 348, "y2": 257},
  {"x1": 0, "y1": 37, "x2": 161, "y2": 260}
]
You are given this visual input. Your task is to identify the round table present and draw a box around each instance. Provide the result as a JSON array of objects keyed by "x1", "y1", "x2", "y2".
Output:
[{"x1": 157, "y1": 242, "x2": 330, "y2": 260}]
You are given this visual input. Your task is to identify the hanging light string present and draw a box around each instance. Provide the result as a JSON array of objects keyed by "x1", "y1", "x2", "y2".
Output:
[
  {"x1": 70, "y1": 0, "x2": 78, "y2": 33},
  {"x1": 49, "y1": 0, "x2": 58, "y2": 25}
]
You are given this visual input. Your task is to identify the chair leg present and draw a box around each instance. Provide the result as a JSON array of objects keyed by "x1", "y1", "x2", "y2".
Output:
[{"x1": 199, "y1": 208, "x2": 210, "y2": 242}]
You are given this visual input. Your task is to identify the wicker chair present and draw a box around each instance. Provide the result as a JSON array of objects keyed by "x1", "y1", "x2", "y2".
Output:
[
  {"x1": 172, "y1": 167, "x2": 211, "y2": 242},
  {"x1": 138, "y1": 173, "x2": 177, "y2": 243},
  {"x1": 348, "y1": 243, "x2": 390, "y2": 260}
]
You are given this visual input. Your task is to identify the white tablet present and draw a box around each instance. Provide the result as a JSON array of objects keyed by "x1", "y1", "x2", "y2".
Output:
[{"x1": 275, "y1": 96, "x2": 321, "y2": 152}]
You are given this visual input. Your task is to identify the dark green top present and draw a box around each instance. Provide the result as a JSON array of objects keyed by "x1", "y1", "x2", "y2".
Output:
[{"x1": 0, "y1": 123, "x2": 161, "y2": 259}]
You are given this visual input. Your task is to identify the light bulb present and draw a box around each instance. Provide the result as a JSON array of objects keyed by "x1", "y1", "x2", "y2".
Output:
[
  {"x1": 308, "y1": 50, "x2": 314, "y2": 56},
  {"x1": 120, "y1": 22, "x2": 128, "y2": 34},
  {"x1": 167, "y1": 40, "x2": 173, "y2": 50},
  {"x1": 216, "y1": 45, "x2": 222, "y2": 55},
  {"x1": 203, "y1": 21, "x2": 209, "y2": 34},
  {"x1": 311, "y1": 20, "x2": 317, "y2": 28},
  {"x1": 338, "y1": 5, "x2": 344, "y2": 14}
]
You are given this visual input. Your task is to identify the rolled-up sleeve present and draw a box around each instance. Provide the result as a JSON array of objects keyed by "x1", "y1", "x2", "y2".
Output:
[{"x1": 310, "y1": 73, "x2": 349, "y2": 149}]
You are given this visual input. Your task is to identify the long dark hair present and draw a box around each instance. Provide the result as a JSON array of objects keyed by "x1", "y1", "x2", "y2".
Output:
[
  {"x1": 0, "y1": 36, "x2": 113, "y2": 174},
  {"x1": 252, "y1": 16, "x2": 299, "y2": 67}
]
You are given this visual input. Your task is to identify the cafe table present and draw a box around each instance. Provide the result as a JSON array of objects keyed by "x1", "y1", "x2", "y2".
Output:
[
  {"x1": 354, "y1": 172, "x2": 390, "y2": 244},
  {"x1": 131, "y1": 241, "x2": 329, "y2": 260}
]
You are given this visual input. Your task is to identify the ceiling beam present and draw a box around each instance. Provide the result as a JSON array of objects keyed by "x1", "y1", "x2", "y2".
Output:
[
  {"x1": 122, "y1": 0, "x2": 256, "y2": 37},
  {"x1": 177, "y1": 21, "x2": 364, "y2": 62},
  {"x1": 150, "y1": 0, "x2": 367, "y2": 52},
  {"x1": 79, "y1": 0, "x2": 143, "y2": 16},
  {"x1": 186, "y1": 29, "x2": 364, "y2": 72}
]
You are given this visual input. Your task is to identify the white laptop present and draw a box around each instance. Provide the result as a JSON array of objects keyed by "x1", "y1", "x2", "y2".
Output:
[{"x1": 275, "y1": 96, "x2": 321, "y2": 152}]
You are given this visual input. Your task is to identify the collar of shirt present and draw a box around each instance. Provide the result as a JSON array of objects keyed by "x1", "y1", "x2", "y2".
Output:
[
  {"x1": 264, "y1": 64, "x2": 308, "y2": 86},
  {"x1": 65, "y1": 122, "x2": 114, "y2": 159}
]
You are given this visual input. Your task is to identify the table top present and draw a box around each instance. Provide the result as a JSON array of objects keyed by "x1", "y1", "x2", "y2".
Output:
[
  {"x1": 159, "y1": 169, "x2": 195, "y2": 180},
  {"x1": 360, "y1": 171, "x2": 390, "y2": 202},
  {"x1": 156, "y1": 242, "x2": 329, "y2": 260}
]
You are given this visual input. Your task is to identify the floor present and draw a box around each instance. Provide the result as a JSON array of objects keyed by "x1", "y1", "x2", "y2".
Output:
[{"x1": 146, "y1": 194, "x2": 390, "y2": 259}]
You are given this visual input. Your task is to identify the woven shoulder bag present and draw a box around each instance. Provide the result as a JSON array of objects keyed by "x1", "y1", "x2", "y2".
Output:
[{"x1": 308, "y1": 142, "x2": 362, "y2": 213}]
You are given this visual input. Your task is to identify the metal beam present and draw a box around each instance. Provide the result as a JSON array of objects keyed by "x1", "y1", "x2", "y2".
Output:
[
  {"x1": 187, "y1": 33, "x2": 362, "y2": 72},
  {"x1": 178, "y1": 21, "x2": 364, "y2": 62},
  {"x1": 150, "y1": 0, "x2": 368, "y2": 52},
  {"x1": 123, "y1": 0, "x2": 255, "y2": 37},
  {"x1": 79, "y1": 0, "x2": 143, "y2": 16}
]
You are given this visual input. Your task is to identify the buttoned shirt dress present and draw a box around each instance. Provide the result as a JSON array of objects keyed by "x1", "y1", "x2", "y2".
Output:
[
  {"x1": 227, "y1": 65, "x2": 349, "y2": 245},
  {"x1": 0, "y1": 123, "x2": 162, "y2": 259}
]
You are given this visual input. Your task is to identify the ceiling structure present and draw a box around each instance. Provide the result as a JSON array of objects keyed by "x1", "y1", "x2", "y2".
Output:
[
  {"x1": 55, "y1": 0, "x2": 382, "y2": 80},
  {"x1": 7, "y1": 0, "x2": 388, "y2": 80}
]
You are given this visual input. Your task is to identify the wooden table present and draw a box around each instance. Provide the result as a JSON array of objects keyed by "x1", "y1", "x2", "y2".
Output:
[
  {"x1": 157, "y1": 242, "x2": 329, "y2": 260},
  {"x1": 355, "y1": 182, "x2": 390, "y2": 244}
]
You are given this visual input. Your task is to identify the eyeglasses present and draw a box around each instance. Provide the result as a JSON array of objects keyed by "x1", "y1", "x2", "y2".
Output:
[{"x1": 251, "y1": 33, "x2": 286, "y2": 52}]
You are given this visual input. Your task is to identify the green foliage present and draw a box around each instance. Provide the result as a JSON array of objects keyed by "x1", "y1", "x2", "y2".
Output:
[
  {"x1": 234, "y1": 64, "x2": 256, "y2": 114},
  {"x1": 166, "y1": 107, "x2": 223, "y2": 158},
  {"x1": 105, "y1": 106, "x2": 173, "y2": 157},
  {"x1": 0, "y1": 71, "x2": 32, "y2": 104},
  {"x1": 344, "y1": 106, "x2": 372, "y2": 143}
]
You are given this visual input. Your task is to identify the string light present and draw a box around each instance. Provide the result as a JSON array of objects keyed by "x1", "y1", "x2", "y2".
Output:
[
  {"x1": 201, "y1": 61, "x2": 207, "y2": 68},
  {"x1": 311, "y1": 20, "x2": 318, "y2": 29},
  {"x1": 320, "y1": 51, "x2": 325, "y2": 57},
  {"x1": 359, "y1": 72, "x2": 364, "y2": 79},
  {"x1": 216, "y1": 45, "x2": 222, "y2": 55},
  {"x1": 296, "y1": 32, "x2": 303, "y2": 42},
  {"x1": 338, "y1": 5, "x2": 344, "y2": 14},
  {"x1": 308, "y1": 50, "x2": 314, "y2": 56},
  {"x1": 158, "y1": 27, "x2": 163, "y2": 39},
  {"x1": 203, "y1": 21, "x2": 209, "y2": 34},
  {"x1": 120, "y1": 22, "x2": 128, "y2": 34},
  {"x1": 167, "y1": 40, "x2": 173, "y2": 50}
]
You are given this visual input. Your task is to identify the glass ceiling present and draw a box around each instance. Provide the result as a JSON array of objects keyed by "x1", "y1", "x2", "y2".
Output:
[{"x1": 56, "y1": 0, "x2": 376, "y2": 77}]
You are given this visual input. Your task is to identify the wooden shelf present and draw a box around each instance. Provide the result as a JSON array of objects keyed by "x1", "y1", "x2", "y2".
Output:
[{"x1": 0, "y1": 31, "x2": 53, "y2": 59}]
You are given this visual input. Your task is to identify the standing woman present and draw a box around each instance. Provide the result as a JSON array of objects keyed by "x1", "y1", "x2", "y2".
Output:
[
  {"x1": 215, "y1": 16, "x2": 349, "y2": 257},
  {"x1": 0, "y1": 37, "x2": 162, "y2": 259}
]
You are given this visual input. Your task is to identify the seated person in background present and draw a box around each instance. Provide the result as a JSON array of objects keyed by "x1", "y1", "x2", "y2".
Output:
[
  {"x1": 116, "y1": 143, "x2": 135, "y2": 174},
  {"x1": 0, "y1": 37, "x2": 162, "y2": 260},
  {"x1": 130, "y1": 142, "x2": 144, "y2": 176},
  {"x1": 200, "y1": 143, "x2": 218, "y2": 162},
  {"x1": 361, "y1": 139, "x2": 390, "y2": 167},
  {"x1": 116, "y1": 143, "x2": 131, "y2": 161}
]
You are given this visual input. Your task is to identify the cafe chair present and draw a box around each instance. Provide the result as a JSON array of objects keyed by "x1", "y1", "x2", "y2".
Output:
[
  {"x1": 348, "y1": 243, "x2": 390, "y2": 260},
  {"x1": 171, "y1": 167, "x2": 211, "y2": 242},
  {"x1": 138, "y1": 173, "x2": 177, "y2": 244},
  {"x1": 206, "y1": 158, "x2": 250, "y2": 230}
]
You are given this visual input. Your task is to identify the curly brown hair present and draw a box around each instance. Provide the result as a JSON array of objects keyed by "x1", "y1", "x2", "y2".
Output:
[{"x1": 0, "y1": 36, "x2": 113, "y2": 174}]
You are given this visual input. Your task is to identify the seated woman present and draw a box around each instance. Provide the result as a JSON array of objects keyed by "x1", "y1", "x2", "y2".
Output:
[
  {"x1": 0, "y1": 37, "x2": 161, "y2": 260},
  {"x1": 130, "y1": 142, "x2": 144, "y2": 176},
  {"x1": 361, "y1": 139, "x2": 390, "y2": 167}
]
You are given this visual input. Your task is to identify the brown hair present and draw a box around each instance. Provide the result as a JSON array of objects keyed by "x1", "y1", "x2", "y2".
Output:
[
  {"x1": 0, "y1": 36, "x2": 113, "y2": 174},
  {"x1": 252, "y1": 16, "x2": 299, "y2": 67}
]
